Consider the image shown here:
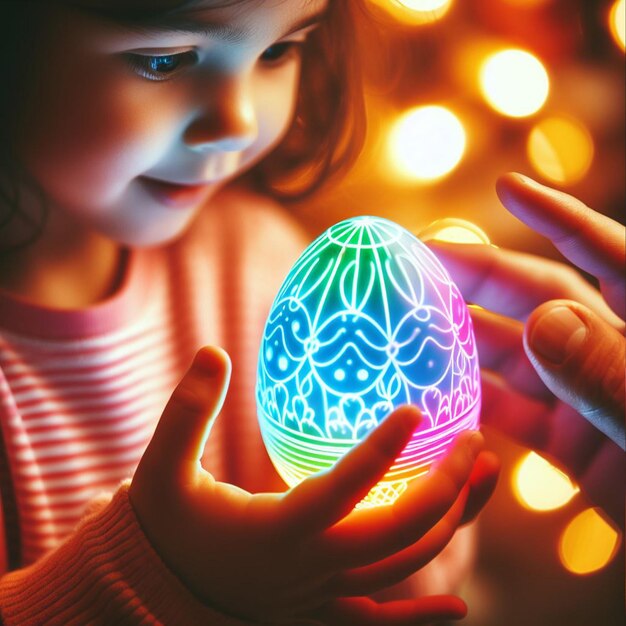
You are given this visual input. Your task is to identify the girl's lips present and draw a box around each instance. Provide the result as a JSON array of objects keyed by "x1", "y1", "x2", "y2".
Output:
[{"x1": 139, "y1": 176, "x2": 213, "y2": 208}]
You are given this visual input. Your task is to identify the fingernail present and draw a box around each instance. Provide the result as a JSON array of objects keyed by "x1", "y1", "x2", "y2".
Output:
[
  {"x1": 529, "y1": 307, "x2": 588, "y2": 365},
  {"x1": 513, "y1": 172, "x2": 537, "y2": 186}
]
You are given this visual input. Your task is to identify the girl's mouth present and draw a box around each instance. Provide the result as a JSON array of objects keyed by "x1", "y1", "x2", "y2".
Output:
[{"x1": 139, "y1": 176, "x2": 213, "y2": 208}]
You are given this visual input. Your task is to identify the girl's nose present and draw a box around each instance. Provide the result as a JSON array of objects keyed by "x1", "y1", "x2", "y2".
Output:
[{"x1": 184, "y1": 79, "x2": 257, "y2": 152}]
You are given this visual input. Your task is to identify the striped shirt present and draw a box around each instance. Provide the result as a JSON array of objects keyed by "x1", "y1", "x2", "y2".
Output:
[{"x1": 0, "y1": 190, "x2": 307, "y2": 569}]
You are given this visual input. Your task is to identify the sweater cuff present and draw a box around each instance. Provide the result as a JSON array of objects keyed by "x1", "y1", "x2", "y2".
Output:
[{"x1": 0, "y1": 481, "x2": 255, "y2": 626}]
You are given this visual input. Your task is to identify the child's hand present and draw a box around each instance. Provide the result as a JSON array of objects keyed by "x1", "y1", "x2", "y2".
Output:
[
  {"x1": 129, "y1": 346, "x2": 498, "y2": 625},
  {"x1": 428, "y1": 172, "x2": 624, "y2": 525}
]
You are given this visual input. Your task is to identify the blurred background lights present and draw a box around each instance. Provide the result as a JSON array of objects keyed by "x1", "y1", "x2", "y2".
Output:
[
  {"x1": 558, "y1": 508, "x2": 621, "y2": 575},
  {"x1": 388, "y1": 105, "x2": 466, "y2": 181},
  {"x1": 513, "y1": 451, "x2": 579, "y2": 511},
  {"x1": 368, "y1": 0, "x2": 453, "y2": 23},
  {"x1": 479, "y1": 49, "x2": 550, "y2": 118},
  {"x1": 500, "y1": 0, "x2": 549, "y2": 5},
  {"x1": 397, "y1": 0, "x2": 450, "y2": 10},
  {"x1": 527, "y1": 116, "x2": 594, "y2": 184},
  {"x1": 294, "y1": 1, "x2": 625, "y2": 621},
  {"x1": 418, "y1": 217, "x2": 490, "y2": 244},
  {"x1": 609, "y1": 0, "x2": 625, "y2": 51}
]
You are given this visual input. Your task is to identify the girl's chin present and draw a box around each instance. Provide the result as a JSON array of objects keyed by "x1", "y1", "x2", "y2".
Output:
[{"x1": 102, "y1": 211, "x2": 200, "y2": 248}]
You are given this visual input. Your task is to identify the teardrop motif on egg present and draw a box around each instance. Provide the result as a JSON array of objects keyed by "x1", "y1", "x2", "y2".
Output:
[{"x1": 256, "y1": 216, "x2": 481, "y2": 507}]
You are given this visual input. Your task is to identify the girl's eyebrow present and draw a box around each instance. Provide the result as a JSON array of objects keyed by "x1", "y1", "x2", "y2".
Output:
[{"x1": 113, "y1": 9, "x2": 328, "y2": 41}]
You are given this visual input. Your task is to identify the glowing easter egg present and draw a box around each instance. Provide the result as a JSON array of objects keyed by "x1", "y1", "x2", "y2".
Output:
[{"x1": 256, "y1": 216, "x2": 480, "y2": 507}]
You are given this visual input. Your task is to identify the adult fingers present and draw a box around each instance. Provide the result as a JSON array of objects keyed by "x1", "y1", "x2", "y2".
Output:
[
  {"x1": 496, "y1": 172, "x2": 626, "y2": 318},
  {"x1": 320, "y1": 431, "x2": 483, "y2": 569},
  {"x1": 428, "y1": 241, "x2": 620, "y2": 326},
  {"x1": 481, "y1": 373, "x2": 624, "y2": 525},
  {"x1": 480, "y1": 371, "x2": 614, "y2": 478},
  {"x1": 312, "y1": 595, "x2": 466, "y2": 625},
  {"x1": 524, "y1": 300, "x2": 626, "y2": 450},
  {"x1": 470, "y1": 307, "x2": 551, "y2": 401},
  {"x1": 280, "y1": 406, "x2": 422, "y2": 535},
  {"x1": 139, "y1": 346, "x2": 232, "y2": 483}
]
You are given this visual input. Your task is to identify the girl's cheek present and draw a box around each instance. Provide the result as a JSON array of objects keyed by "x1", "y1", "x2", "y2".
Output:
[
  {"x1": 19, "y1": 60, "x2": 189, "y2": 197},
  {"x1": 250, "y1": 64, "x2": 301, "y2": 154}
]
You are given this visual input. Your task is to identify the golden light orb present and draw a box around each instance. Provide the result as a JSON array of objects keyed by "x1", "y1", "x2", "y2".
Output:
[
  {"x1": 479, "y1": 49, "x2": 550, "y2": 118},
  {"x1": 387, "y1": 105, "x2": 466, "y2": 182},
  {"x1": 559, "y1": 508, "x2": 621, "y2": 575},
  {"x1": 397, "y1": 0, "x2": 450, "y2": 10},
  {"x1": 499, "y1": 0, "x2": 550, "y2": 5},
  {"x1": 367, "y1": 0, "x2": 453, "y2": 24},
  {"x1": 527, "y1": 116, "x2": 594, "y2": 185},
  {"x1": 609, "y1": 0, "x2": 625, "y2": 51},
  {"x1": 418, "y1": 218, "x2": 490, "y2": 244},
  {"x1": 513, "y1": 451, "x2": 579, "y2": 512}
]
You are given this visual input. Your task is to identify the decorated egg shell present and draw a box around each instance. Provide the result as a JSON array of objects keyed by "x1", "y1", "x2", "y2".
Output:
[{"x1": 256, "y1": 216, "x2": 480, "y2": 507}]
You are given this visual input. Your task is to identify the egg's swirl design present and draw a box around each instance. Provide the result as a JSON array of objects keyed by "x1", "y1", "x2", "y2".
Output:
[{"x1": 257, "y1": 216, "x2": 481, "y2": 506}]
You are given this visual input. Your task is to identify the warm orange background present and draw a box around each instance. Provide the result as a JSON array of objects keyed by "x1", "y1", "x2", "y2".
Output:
[{"x1": 292, "y1": 1, "x2": 625, "y2": 624}]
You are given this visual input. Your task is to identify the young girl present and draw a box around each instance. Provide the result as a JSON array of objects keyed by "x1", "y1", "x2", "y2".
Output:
[{"x1": 0, "y1": 1, "x2": 498, "y2": 624}]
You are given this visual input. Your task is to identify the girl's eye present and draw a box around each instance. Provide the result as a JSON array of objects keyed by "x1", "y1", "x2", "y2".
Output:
[
  {"x1": 260, "y1": 42, "x2": 303, "y2": 65},
  {"x1": 125, "y1": 50, "x2": 199, "y2": 82}
]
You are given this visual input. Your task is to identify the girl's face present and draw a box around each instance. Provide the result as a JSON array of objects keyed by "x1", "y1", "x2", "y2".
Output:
[{"x1": 14, "y1": 0, "x2": 327, "y2": 246}]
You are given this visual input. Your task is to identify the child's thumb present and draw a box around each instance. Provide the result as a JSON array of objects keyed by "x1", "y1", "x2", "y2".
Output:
[
  {"x1": 524, "y1": 301, "x2": 625, "y2": 450},
  {"x1": 144, "y1": 346, "x2": 232, "y2": 477}
]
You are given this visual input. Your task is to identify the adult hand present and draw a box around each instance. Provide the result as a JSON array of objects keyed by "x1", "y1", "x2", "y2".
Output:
[
  {"x1": 429, "y1": 172, "x2": 624, "y2": 525},
  {"x1": 129, "y1": 346, "x2": 499, "y2": 625}
]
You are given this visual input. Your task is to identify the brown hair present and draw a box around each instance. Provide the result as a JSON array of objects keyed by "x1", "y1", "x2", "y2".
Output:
[
  {"x1": 0, "y1": 0, "x2": 367, "y2": 249},
  {"x1": 249, "y1": 1, "x2": 367, "y2": 201}
]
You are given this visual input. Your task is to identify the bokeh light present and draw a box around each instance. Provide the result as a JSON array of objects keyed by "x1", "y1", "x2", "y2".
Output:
[
  {"x1": 609, "y1": 0, "x2": 625, "y2": 51},
  {"x1": 527, "y1": 116, "x2": 594, "y2": 184},
  {"x1": 294, "y1": 1, "x2": 626, "y2": 622},
  {"x1": 559, "y1": 508, "x2": 621, "y2": 575},
  {"x1": 513, "y1": 451, "x2": 579, "y2": 511},
  {"x1": 500, "y1": 0, "x2": 549, "y2": 5},
  {"x1": 479, "y1": 49, "x2": 550, "y2": 117},
  {"x1": 368, "y1": 0, "x2": 453, "y2": 24},
  {"x1": 418, "y1": 218, "x2": 491, "y2": 244},
  {"x1": 388, "y1": 105, "x2": 466, "y2": 181},
  {"x1": 397, "y1": 0, "x2": 450, "y2": 9}
]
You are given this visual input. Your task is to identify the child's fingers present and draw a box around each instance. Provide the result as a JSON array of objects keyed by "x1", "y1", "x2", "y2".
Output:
[
  {"x1": 459, "y1": 450, "x2": 501, "y2": 525},
  {"x1": 280, "y1": 406, "x2": 421, "y2": 535},
  {"x1": 329, "y1": 449, "x2": 499, "y2": 596},
  {"x1": 319, "y1": 431, "x2": 483, "y2": 569},
  {"x1": 311, "y1": 595, "x2": 467, "y2": 625},
  {"x1": 141, "y1": 346, "x2": 231, "y2": 482},
  {"x1": 327, "y1": 490, "x2": 468, "y2": 597}
]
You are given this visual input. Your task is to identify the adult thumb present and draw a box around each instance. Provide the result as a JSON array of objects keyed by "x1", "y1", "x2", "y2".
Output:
[
  {"x1": 142, "y1": 346, "x2": 232, "y2": 479},
  {"x1": 524, "y1": 300, "x2": 625, "y2": 450}
]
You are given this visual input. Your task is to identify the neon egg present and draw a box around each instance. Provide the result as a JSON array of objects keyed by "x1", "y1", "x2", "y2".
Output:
[{"x1": 256, "y1": 216, "x2": 481, "y2": 507}]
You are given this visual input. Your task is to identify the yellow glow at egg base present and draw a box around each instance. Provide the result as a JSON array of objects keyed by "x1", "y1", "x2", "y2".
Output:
[{"x1": 256, "y1": 216, "x2": 481, "y2": 507}]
